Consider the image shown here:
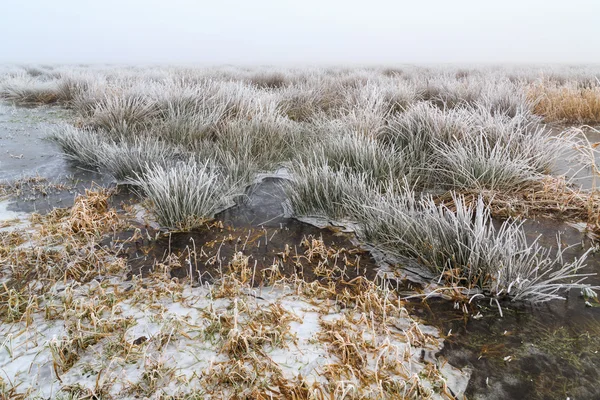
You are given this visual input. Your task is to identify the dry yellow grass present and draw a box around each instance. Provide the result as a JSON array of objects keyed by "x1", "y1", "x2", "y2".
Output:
[{"x1": 529, "y1": 82, "x2": 600, "y2": 123}]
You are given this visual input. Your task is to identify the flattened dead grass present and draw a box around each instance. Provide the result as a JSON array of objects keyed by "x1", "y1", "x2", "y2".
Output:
[{"x1": 67, "y1": 187, "x2": 121, "y2": 235}]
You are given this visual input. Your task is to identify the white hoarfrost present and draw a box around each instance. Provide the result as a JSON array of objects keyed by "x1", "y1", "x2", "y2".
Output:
[{"x1": 0, "y1": 280, "x2": 471, "y2": 399}]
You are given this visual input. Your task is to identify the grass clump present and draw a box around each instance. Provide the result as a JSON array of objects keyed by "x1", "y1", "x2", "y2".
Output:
[
  {"x1": 307, "y1": 132, "x2": 405, "y2": 184},
  {"x1": 212, "y1": 108, "x2": 301, "y2": 170},
  {"x1": 355, "y1": 190, "x2": 591, "y2": 302},
  {"x1": 48, "y1": 124, "x2": 109, "y2": 168},
  {"x1": 432, "y1": 120, "x2": 570, "y2": 193},
  {"x1": 6, "y1": 64, "x2": 600, "y2": 306},
  {"x1": 90, "y1": 95, "x2": 157, "y2": 136},
  {"x1": 0, "y1": 76, "x2": 60, "y2": 105},
  {"x1": 380, "y1": 102, "x2": 469, "y2": 186},
  {"x1": 151, "y1": 84, "x2": 228, "y2": 145},
  {"x1": 99, "y1": 136, "x2": 184, "y2": 181},
  {"x1": 247, "y1": 71, "x2": 288, "y2": 89},
  {"x1": 0, "y1": 73, "x2": 92, "y2": 105},
  {"x1": 284, "y1": 162, "x2": 378, "y2": 221},
  {"x1": 133, "y1": 159, "x2": 232, "y2": 230},
  {"x1": 529, "y1": 81, "x2": 600, "y2": 123},
  {"x1": 433, "y1": 133, "x2": 538, "y2": 192},
  {"x1": 379, "y1": 101, "x2": 569, "y2": 191}
]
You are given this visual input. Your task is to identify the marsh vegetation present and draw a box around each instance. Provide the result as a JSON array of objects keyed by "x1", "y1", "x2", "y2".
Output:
[{"x1": 1, "y1": 64, "x2": 600, "y2": 399}]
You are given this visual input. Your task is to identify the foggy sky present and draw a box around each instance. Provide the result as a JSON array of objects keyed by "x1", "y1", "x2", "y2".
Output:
[{"x1": 1, "y1": 0, "x2": 599, "y2": 65}]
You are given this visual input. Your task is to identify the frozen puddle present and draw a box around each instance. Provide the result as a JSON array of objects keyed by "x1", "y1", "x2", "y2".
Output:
[{"x1": 0, "y1": 199, "x2": 29, "y2": 231}]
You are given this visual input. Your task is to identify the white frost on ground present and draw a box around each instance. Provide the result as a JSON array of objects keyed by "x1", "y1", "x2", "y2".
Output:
[
  {"x1": 0, "y1": 194, "x2": 471, "y2": 398},
  {"x1": 0, "y1": 277, "x2": 471, "y2": 398},
  {"x1": 0, "y1": 317, "x2": 66, "y2": 397}
]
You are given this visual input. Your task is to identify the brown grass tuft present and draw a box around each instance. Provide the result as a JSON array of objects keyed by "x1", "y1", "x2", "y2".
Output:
[
  {"x1": 529, "y1": 82, "x2": 600, "y2": 123},
  {"x1": 67, "y1": 188, "x2": 120, "y2": 235}
]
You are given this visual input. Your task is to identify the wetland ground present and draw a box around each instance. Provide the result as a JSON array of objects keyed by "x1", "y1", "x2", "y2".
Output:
[{"x1": 1, "y1": 64, "x2": 600, "y2": 399}]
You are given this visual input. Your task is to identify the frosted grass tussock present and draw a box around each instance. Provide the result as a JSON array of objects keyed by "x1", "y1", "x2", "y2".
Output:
[
  {"x1": 0, "y1": 75, "x2": 61, "y2": 104},
  {"x1": 433, "y1": 118, "x2": 576, "y2": 192},
  {"x1": 212, "y1": 148, "x2": 260, "y2": 191},
  {"x1": 382, "y1": 102, "x2": 470, "y2": 154},
  {"x1": 246, "y1": 70, "x2": 288, "y2": 89},
  {"x1": 148, "y1": 80, "x2": 231, "y2": 137},
  {"x1": 415, "y1": 75, "x2": 484, "y2": 109},
  {"x1": 356, "y1": 190, "x2": 592, "y2": 302},
  {"x1": 379, "y1": 101, "x2": 571, "y2": 190},
  {"x1": 306, "y1": 132, "x2": 405, "y2": 184},
  {"x1": 154, "y1": 97, "x2": 225, "y2": 145},
  {"x1": 381, "y1": 81, "x2": 421, "y2": 114},
  {"x1": 1, "y1": 71, "x2": 96, "y2": 105},
  {"x1": 281, "y1": 74, "x2": 356, "y2": 115},
  {"x1": 99, "y1": 136, "x2": 185, "y2": 181},
  {"x1": 133, "y1": 159, "x2": 231, "y2": 230},
  {"x1": 209, "y1": 79, "x2": 266, "y2": 119},
  {"x1": 337, "y1": 84, "x2": 390, "y2": 135},
  {"x1": 91, "y1": 95, "x2": 157, "y2": 136},
  {"x1": 465, "y1": 105, "x2": 566, "y2": 174},
  {"x1": 214, "y1": 106, "x2": 301, "y2": 169},
  {"x1": 478, "y1": 80, "x2": 535, "y2": 119},
  {"x1": 70, "y1": 80, "x2": 108, "y2": 117},
  {"x1": 433, "y1": 133, "x2": 539, "y2": 192},
  {"x1": 277, "y1": 84, "x2": 341, "y2": 122},
  {"x1": 190, "y1": 139, "x2": 260, "y2": 191},
  {"x1": 284, "y1": 162, "x2": 379, "y2": 221},
  {"x1": 54, "y1": 74, "x2": 94, "y2": 105},
  {"x1": 48, "y1": 124, "x2": 109, "y2": 168}
]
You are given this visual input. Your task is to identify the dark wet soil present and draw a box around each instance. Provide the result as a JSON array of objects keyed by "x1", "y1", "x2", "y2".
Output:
[
  {"x1": 103, "y1": 179, "x2": 600, "y2": 399},
  {"x1": 108, "y1": 178, "x2": 379, "y2": 286},
  {"x1": 408, "y1": 293, "x2": 600, "y2": 400}
]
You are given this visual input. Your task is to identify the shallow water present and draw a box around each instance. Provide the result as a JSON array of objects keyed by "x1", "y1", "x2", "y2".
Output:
[
  {"x1": 409, "y1": 291, "x2": 600, "y2": 400},
  {"x1": 209, "y1": 180, "x2": 600, "y2": 399},
  {"x1": 0, "y1": 102, "x2": 119, "y2": 212},
  {"x1": 0, "y1": 103, "x2": 72, "y2": 180},
  {"x1": 551, "y1": 123, "x2": 600, "y2": 191},
  {"x1": 110, "y1": 177, "x2": 600, "y2": 399}
]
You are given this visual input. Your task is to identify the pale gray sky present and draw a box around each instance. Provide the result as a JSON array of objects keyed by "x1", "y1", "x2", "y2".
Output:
[{"x1": 1, "y1": 0, "x2": 599, "y2": 64}]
